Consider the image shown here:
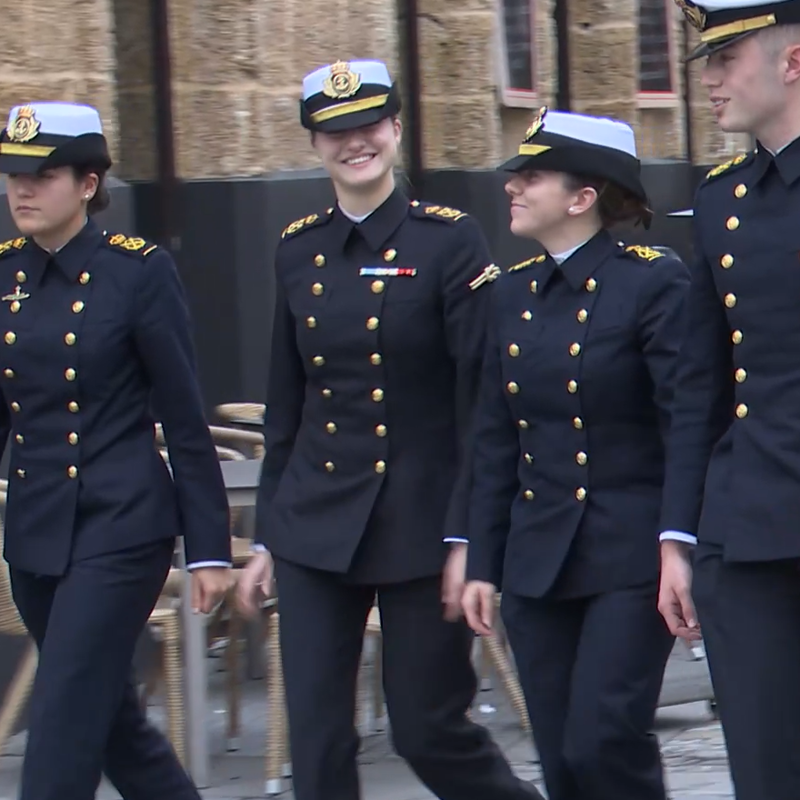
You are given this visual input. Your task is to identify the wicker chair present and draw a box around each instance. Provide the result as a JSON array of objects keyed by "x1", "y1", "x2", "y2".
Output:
[{"x1": 215, "y1": 402, "x2": 266, "y2": 428}]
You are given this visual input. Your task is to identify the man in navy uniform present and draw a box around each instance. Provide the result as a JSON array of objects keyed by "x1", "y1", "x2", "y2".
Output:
[{"x1": 659, "y1": 2, "x2": 800, "y2": 798}]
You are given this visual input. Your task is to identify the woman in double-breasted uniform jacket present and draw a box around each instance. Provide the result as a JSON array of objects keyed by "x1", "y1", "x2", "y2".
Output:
[
  {"x1": 0, "y1": 102, "x2": 231, "y2": 800},
  {"x1": 237, "y1": 60, "x2": 544, "y2": 800},
  {"x1": 462, "y1": 109, "x2": 690, "y2": 800}
]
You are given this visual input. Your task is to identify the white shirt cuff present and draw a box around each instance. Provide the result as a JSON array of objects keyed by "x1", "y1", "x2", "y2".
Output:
[
  {"x1": 186, "y1": 560, "x2": 232, "y2": 570},
  {"x1": 444, "y1": 537, "x2": 468, "y2": 544},
  {"x1": 659, "y1": 530, "x2": 698, "y2": 546},
  {"x1": 251, "y1": 543, "x2": 268, "y2": 553}
]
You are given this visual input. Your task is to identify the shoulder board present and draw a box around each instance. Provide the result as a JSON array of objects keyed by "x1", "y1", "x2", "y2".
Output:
[
  {"x1": 280, "y1": 209, "x2": 333, "y2": 240},
  {"x1": 704, "y1": 152, "x2": 752, "y2": 181},
  {"x1": 508, "y1": 254, "x2": 545, "y2": 273},
  {"x1": 410, "y1": 201, "x2": 469, "y2": 222},
  {"x1": 0, "y1": 238, "x2": 27, "y2": 259},
  {"x1": 105, "y1": 233, "x2": 159, "y2": 257},
  {"x1": 623, "y1": 244, "x2": 664, "y2": 262}
]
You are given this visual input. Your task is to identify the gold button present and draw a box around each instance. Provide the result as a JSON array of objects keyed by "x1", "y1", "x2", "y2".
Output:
[
  {"x1": 721, "y1": 254, "x2": 734, "y2": 269},
  {"x1": 306, "y1": 316, "x2": 317, "y2": 328},
  {"x1": 384, "y1": 248, "x2": 397, "y2": 262},
  {"x1": 724, "y1": 293, "x2": 737, "y2": 308},
  {"x1": 507, "y1": 381, "x2": 520, "y2": 394},
  {"x1": 314, "y1": 254, "x2": 326, "y2": 267},
  {"x1": 569, "y1": 342, "x2": 581, "y2": 357},
  {"x1": 312, "y1": 282, "x2": 324, "y2": 296},
  {"x1": 524, "y1": 453, "x2": 533, "y2": 464},
  {"x1": 366, "y1": 316, "x2": 380, "y2": 331},
  {"x1": 15, "y1": 434, "x2": 23, "y2": 444},
  {"x1": 530, "y1": 280, "x2": 538, "y2": 293},
  {"x1": 732, "y1": 330, "x2": 743, "y2": 344},
  {"x1": 10, "y1": 402, "x2": 20, "y2": 412},
  {"x1": 79, "y1": 271, "x2": 91, "y2": 284},
  {"x1": 326, "y1": 422, "x2": 337, "y2": 434},
  {"x1": 370, "y1": 353, "x2": 382, "y2": 365},
  {"x1": 523, "y1": 489, "x2": 535, "y2": 501},
  {"x1": 375, "y1": 424, "x2": 387, "y2": 437},
  {"x1": 726, "y1": 216, "x2": 740, "y2": 231},
  {"x1": 15, "y1": 271, "x2": 26, "y2": 284},
  {"x1": 567, "y1": 379, "x2": 579, "y2": 394},
  {"x1": 10, "y1": 301, "x2": 20, "y2": 314},
  {"x1": 16, "y1": 468, "x2": 25, "y2": 478},
  {"x1": 67, "y1": 466, "x2": 78, "y2": 479},
  {"x1": 325, "y1": 461, "x2": 335, "y2": 473},
  {"x1": 65, "y1": 332, "x2": 77, "y2": 345},
  {"x1": 375, "y1": 460, "x2": 387, "y2": 474},
  {"x1": 585, "y1": 278, "x2": 597, "y2": 292},
  {"x1": 72, "y1": 301, "x2": 85, "y2": 313},
  {"x1": 573, "y1": 416, "x2": 584, "y2": 430},
  {"x1": 371, "y1": 280, "x2": 385, "y2": 294},
  {"x1": 576, "y1": 451, "x2": 588, "y2": 466},
  {"x1": 734, "y1": 183, "x2": 747, "y2": 198},
  {"x1": 312, "y1": 355, "x2": 325, "y2": 367},
  {"x1": 736, "y1": 403, "x2": 748, "y2": 419},
  {"x1": 372, "y1": 388, "x2": 384, "y2": 402},
  {"x1": 322, "y1": 388, "x2": 333, "y2": 398},
  {"x1": 68, "y1": 432, "x2": 79, "y2": 445},
  {"x1": 68, "y1": 401, "x2": 79, "y2": 413},
  {"x1": 4, "y1": 332, "x2": 15, "y2": 345},
  {"x1": 3, "y1": 368, "x2": 13, "y2": 378},
  {"x1": 575, "y1": 487, "x2": 587, "y2": 501},
  {"x1": 65, "y1": 368, "x2": 77, "y2": 381},
  {"x1": 508, "y1": 344, "x2": 520, "y2": 357},
  {"x1": 518, "y1": 419, "x2": 529, "y2": 429},
  {"x1": 521, "y1": 310, "x2": 532, "y2": 321},
  {"x1": 577, "y1": 309, "x2": 588, "y2": 323},
  {"x1": 735, "y1": 368, "x2": 747, "y2": 383}
]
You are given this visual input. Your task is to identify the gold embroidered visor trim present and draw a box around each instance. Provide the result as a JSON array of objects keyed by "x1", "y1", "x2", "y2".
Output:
[
  {"x1": 700, "y1": 13, "x2": 777, "y2": 43},
  {"x1": 518, "y1": 144, "x2": 552, "y2": 156},
  {"x1": 310, "y1": 94, "x2": 390, "y2": 123},
  {"x1": 0, "y1": 143, "x2": 55, "y2": 157}
]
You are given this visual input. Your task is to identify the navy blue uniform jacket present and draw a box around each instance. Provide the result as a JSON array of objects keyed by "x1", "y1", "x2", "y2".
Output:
[
  {"x1": 467, "y1": 231, "x2": 690, "y2": 598},
  {"x1": 0, "y1": 220, "x2": 230, "y2": 575},
  {"x1": 255, "y1": 190, "x2": 497, "y2": 583},
  {"x1": 660, "y1": 143, "x2": 800, "y2": 561}
]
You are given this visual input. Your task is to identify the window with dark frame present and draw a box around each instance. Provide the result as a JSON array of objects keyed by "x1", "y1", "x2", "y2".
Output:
[
  {"x1": 501, "y1": 0, "x2": 535, "y2": 93},
  {"x1": 639, "y1": 0, "x2": 673, "y2": 93}
]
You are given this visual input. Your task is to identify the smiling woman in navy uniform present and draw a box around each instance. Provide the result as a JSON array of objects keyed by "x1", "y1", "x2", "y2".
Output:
[
  {"x1": 0, "y1": 102, "x2": 232, "y2": 800},
  {"x1": 236, "y1": 60, "x2": 543, "y2": 800},
  {"x1": 462, "y1": 109, "x2": 690, "y2": 800}
]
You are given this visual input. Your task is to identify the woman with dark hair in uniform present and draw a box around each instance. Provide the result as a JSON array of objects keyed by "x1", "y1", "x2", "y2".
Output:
[
  {"x1": 0, "y1": 101, "x2": 232, "y2": 800},
  {"x1": 462, "y1": 108, "x2": 689, "y2": 800},
  {"x1": 237, "y1": 60, "x2": 543, "y2": 800}
]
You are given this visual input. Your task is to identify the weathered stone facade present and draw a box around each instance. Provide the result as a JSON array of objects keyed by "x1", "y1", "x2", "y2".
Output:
[{"x1": 0, "y1": 0, "x2": 749, "y2": 182}]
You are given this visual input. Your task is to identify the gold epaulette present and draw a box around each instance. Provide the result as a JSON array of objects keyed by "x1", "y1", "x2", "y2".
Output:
[
  {"x1": 0, "y1": 238, "x2": 27, "y2": 258},
  {"x1": 508, "y1": 254, "x2": 545, "y2": 273},
  {"x1": 280, "y1": 209, "x2": 333, "y2": 240},
  {"x1": 105, "y1": 233, "x2": 158, "y2": 256},
  {"x1": 705, "y1": 152, "x2": 750, "y2": 180},
  {"x1": 624, "y1": 244, "x2": 664, "y2": 262},
  {"x1": 410, "y1": 201, "x2": 468, "y2": 222},
  {"x1": 468, "y1": 264, "x2": 502, "y2": 291}
]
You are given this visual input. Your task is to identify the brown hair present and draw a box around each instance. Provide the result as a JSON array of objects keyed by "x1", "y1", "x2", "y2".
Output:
[
  {"x1": 562, "y1": 174, "x2": 653, "y2": 229},
  {"x1": 71, "y1": 164, "x2": 110, "y2": 215}
]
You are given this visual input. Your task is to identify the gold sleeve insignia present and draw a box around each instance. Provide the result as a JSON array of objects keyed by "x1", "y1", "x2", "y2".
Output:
[
  {"x1": 0, "y1": 238, "x2": 27, "y2": 258},
  {"x1": 507, "y1": 254, "x2": 545, "y2": 273},
  {"x1": 705, "y1": 152, "x2": 749, "y2": 180},
  {"x1": 468, "y1": 264, "x2": 502, "y2": 291},
  {"x1": 106, "y1": 234, "x2": 158, "y2": 256},
  {"x1": 624, "y1": 245, "x2": 664, "y2": 262}
]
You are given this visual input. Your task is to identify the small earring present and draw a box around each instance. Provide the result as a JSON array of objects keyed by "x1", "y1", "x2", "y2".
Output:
[{"x1": 84, "y1": 195, "x2": 91, "y2": 200}]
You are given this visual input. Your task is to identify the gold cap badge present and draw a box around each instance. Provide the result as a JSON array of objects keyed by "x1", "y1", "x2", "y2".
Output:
[
  {"x1": 674, "y1": 0, "x2": 707, "y2": 31},
  {"x1": 8, "y1": 106, "x2": 41, "y2": 144},
  {"x1": 323, "y1": 60, "x2": 362, "y2": 100},
  {"x1": 524, "y1": 106, "x2": 548, "y2": 142}
]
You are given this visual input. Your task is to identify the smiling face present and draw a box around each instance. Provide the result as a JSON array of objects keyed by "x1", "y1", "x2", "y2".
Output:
[{"x1": 312, "y1": 117, "x2": 401, "y2": 196}]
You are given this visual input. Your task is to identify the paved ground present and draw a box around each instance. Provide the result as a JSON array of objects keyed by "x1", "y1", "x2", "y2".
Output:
[{"x1": 0, "y1": 643, "x2": 733, "y2": 799}]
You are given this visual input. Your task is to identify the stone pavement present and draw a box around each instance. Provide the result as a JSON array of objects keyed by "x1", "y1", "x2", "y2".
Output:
[{"x1": 0, "y1": 656, "x2": 733, "y2": 800}]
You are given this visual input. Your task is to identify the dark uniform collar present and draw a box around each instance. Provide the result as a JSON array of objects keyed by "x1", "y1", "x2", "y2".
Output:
[
  {"x1": 327, "y1": 188, "x2": 409, "y2": 254},
  {"x1": 751, "y1": 135, "x2": 800, "y2": 187},
  {"x1": 24, "y1": 217, "x2": 104, "y2": 285},
  {"x1": 539, "y1": 229, "x2": 617, "y2": 293}
]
